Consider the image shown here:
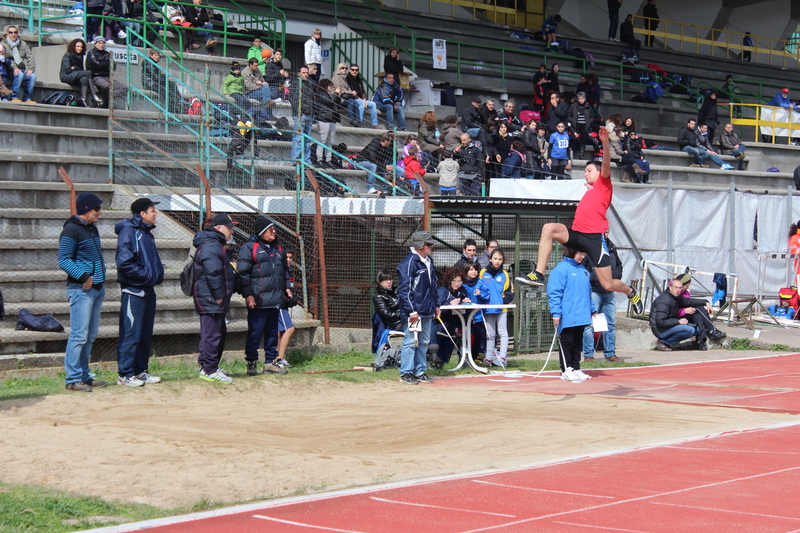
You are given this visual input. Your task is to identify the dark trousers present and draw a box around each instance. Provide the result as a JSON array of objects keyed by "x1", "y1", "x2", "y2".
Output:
[
  {"x1": 558, "y1": 325, "x2": 586, "y2": 372},
  {"x1": 198, "y1": 313, "x2": 227, "y2": 373},
  {"x1": 117, "y1": 288, "x2": 157, "y2": 377},
  {"x1": 645, "y1": 21, "x2": 658, "y2": 46},
  {"x1": 686, "y1": 306, "x2": 714, "y2": 342},
  {"x1": 608, "y1": 13, "x2": 619, "y2": 39},
  {"x1": 245, "y1": 308, "x2": 280, "y2": 363},
  {"x1": 436, "y1": 316, "x2": 461, "y2": 364},
  {"x1": 471, "y1": 320, "x2": 487, "y2": 358}
]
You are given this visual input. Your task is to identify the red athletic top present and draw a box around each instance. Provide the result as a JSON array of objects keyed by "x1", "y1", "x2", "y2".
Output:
[{"x1": 572, "y1": 173, "x2": 611, "y2": 234}]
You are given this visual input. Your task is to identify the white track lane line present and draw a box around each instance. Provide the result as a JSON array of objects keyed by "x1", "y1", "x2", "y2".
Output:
[
  {"x1": 664, "y1": 446, "x2": 800, "y2": 455},
  {"x1": 252, "y1": 514, "x2": 367, "y2": 532},
  {"x1": 551, "y1": 520, "x2": 651, "y2": 533},
  {"x1": 369, "y1": 497, "x2": 516, "y2": 517},
  {"x1": 458, "y1": 465, "x2": 800, "y2": 532},
  {"x1": 649, "y1": 501, "x2": 800, "y2": 521},
  {"x1": 472, "y1": 480, "x2": 615, "y2": 499}
]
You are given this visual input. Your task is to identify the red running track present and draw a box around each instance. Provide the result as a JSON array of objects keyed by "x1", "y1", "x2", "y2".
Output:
[
  {"x1": 89, "y1": 355, "x2": 800, "y2": 533},
  {"x1": 92, "y1": 423, "x2": 800, "y2": 533},
  {"x1": 436, "y1": 353, "x2": 800, "y2": 414}
]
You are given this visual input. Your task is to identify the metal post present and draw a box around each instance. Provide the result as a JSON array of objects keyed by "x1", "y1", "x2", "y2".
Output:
[
  {"x1": 729, "y1": 182, "x2": 736, "y2": 274},
  {"x1": 666, "y1": 178, "x2": 674, "y2": 264}
]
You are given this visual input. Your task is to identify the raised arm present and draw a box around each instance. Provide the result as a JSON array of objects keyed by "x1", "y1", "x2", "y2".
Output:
[{"x1": 598, "y1": 127, "x2": 611, "y2": 178}]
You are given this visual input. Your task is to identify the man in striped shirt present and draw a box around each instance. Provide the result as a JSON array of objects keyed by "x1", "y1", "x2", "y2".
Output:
[{"x1": 58, "y1": 192, "x2": 107, "y2": 392}]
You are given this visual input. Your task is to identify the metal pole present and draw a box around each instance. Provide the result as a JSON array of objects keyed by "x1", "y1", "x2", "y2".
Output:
[
  {"x1": 729, "y1": 182, "x2": 736, "y2": 274},
  {"x1": 666, "y1": 178, "x2": 674, "y2": 264}
]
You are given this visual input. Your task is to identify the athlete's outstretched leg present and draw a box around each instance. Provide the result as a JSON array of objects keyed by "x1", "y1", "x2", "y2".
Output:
[
  {"x1": 595, "y1": 266, "x2": 644, "y2": 314},
  {"x1": 519, "y1": 222, "x2": 571, "y2": 286}
]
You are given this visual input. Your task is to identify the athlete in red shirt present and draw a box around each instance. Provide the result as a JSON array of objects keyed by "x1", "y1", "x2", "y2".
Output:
[{"x1": 519, "y1": 128, "x2": 644, "y2": 314}]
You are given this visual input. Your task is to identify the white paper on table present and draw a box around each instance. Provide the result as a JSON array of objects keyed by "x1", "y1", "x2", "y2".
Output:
[{"x1": 592, "y1": 314, "x2": 609, "y2": 333}]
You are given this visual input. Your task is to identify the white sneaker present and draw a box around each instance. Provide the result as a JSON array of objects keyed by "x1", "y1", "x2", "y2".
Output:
[
  {"x1": 105, "y1": 39, "x2": 114, "y2": 45},
  {"x1": 135, "y1": 371, "x2": 162, "y2": 384},
  {"x1": 199, "y1": 369, "x2": 233, "y2": 383},
  {"x1": 367, "y1": 188, "x2": 379, "y2": 194},
  {"x1": 573, "y1": 369, "x2": 592, "y2": 380},
  {"x1": 118, "y1": 375, "x2": 145, "y2": 387},
  {"x1": 561, "y1": 367, "x2": 585, "y2": 382},
  {"x1": 117, "y1": 30, "x2": 126, "y2": 39}
]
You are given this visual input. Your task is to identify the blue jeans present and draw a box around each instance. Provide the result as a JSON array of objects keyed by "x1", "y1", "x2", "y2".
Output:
[
  {"x1": 6, "y1": 70, "x2": 36, "y2": 100},
  {"x1": 658, "y1": 324, "x2": 698, "y2": 347},
  {"x1": 706, "y1": 151, "x2": 726, "y2": 168},
  {"x1": 64, "y1": 284, "x2": 105, "y2": 384},
  {"x1": 291, "y1": 114, "x2": 315, "y2": 164},
  {"x1": 119, "y1": 20, "x2": 142, "y2": 45},
  {"x1": 682, "y1": 146, "x2": 708, "y2": 165},
  {"x1": 117, "y1": 288, "x2": 157, "y2": 377},
  {"x1": 247, "y1": 85, "x2": 272, "y2": 106},
  {"x1": 609, "y1": 12, "x2": 619, "y2": 39},
  {"x1": 377, "y1": 102, "x2": 406, "y2": 130},
  {"x1": 347, "y1": 99, "x2": 378, "y2": 126},
  {"x1": 400, "y1": 317, "x2": 431, "y2": 376},
  {"x1": 245, "y1": 308, "x2": 280, "y2": 364},
  {"x1": 731, "y1": 144, "x2": 746, "y2": 157},
  {"x1": 583, "y1": 291, "x2": 616, "y2": 358}
]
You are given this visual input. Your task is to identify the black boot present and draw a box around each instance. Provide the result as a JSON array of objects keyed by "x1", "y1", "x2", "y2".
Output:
[
  {"x1": 79, "y1": 84, "x2": 89, "y2": 107},
  {"x1": 578, "y1": 146, "x2": 585, "y2": 160},
  {"x1": 89, "y1": 80, "x2": 103, "y2": 105}
]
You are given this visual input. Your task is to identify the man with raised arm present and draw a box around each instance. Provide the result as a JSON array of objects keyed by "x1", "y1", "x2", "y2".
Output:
[{"x1": 519, "y1": 128, "x2": 644, "y2": 315}]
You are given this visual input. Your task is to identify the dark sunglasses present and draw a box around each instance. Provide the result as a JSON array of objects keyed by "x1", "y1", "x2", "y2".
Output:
[
  {"x1": 350, "y1": 68, "x2": 359, "y2": 71},
  {"x1": 7, "y1": 30, "x2": 18, "y2": 34}
]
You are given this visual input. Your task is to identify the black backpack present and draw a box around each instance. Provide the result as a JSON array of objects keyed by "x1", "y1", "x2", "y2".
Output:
[
  {"x1": 179, "y1": 253, "x2": 197, "y2": 297},
  {"x1": 15, "y1": 309, "x2": 64, "y2": 332},
  {"x1": 42, "y1": 90, "x2": 76, "y2": 106}
]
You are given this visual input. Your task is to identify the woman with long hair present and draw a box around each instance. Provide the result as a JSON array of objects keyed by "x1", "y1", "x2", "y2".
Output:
[
  {"x1": 314, "y1": 78, "x2": 342, "y2": 168},
  {"x1": 59, "y1": 38, "x2": 101, "y2": 107},
  {"x1": 417, "y1": 110, "x2": 442, "y2": 170},
  {"x1": 789, "y1": 220, "x2": 800, "y2": 280}
]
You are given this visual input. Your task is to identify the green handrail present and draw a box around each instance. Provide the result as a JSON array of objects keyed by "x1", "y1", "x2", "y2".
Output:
[
  {"x1": 0, "y1": 0, "x2": 36, "y2": 33},
  {"x1": 227, "y1": 0, "x2": 287, "y2": 51}
]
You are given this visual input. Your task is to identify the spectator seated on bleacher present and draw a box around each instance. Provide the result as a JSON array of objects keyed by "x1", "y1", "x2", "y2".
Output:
[
  {"x1": 86, "y1": 36, "x2": 111, "y2": 107},
  {"x1": 1, "y1": 25, "x2": 36, "y2": 103},
  {"x1": 247, "y1": 36, "x2": 267, "y2": 75},
  {"x1": 696, "y1": 124, "x2": 735, "y2": 170},
  {"x1": 60, "y1": 38, "x2": 102, "y2": 107},
  {"x1": 373, "y1": 73, "x2": 406, "y2": 131},
  {"x1": 619, "y1": 14, "x2": 640, "y2": 53},
  {"x1": 719, "y1": 123, "x2": 746, "y2": 170},
  {"x1": 541, "y1": 14, "x2": 562, "y2": 51},
  {"x1": 462, "y1": 96, "x2": 483, "y2": 139},
  {"x1": 497, "y1": 101, "x2": 523, "y2": 133},
  {"x1": 621, "y1": 130, "x2": 650, "y2": 183},
  {"x1": 222, "y1": 61, "x2": 250, "y2": 113},
  {"x1": 608, "y1": 127, "x2": 625, "y2": 177},
  {"x1": 141, "y1": 48, "x2": 182, "y2": 113},
  {"x1": 265, "y1": 49, "x2": 289, "y2": 100},
  {"x1": 0, "y1": 41, "x2": 16, "y2": 100},
  {"x1": 243, "y1": 57, "x2": 274, "y2": 113},
  {"x1": 678, "y1": 119, "x2": 708, "y2": 167},
  {"x1": 442, "y1": 115, "x2": 463, "y2": 152},
  {"x1": 358, "y1": 131, "x2": 399, "y2": 195},
  {"x1": 417, "y1": 111, "x2": 443, "y2": 171},
  {"x1": 340, "y1": 63, "x2": 377, "y2": 128},
  {"x1": 113, "y1": 0, "x2": 144, "y2": 47},
  {"x1": 182, "y1": 0, "x2": 218, "y2": 56},
  {"x1": 479, "y1": 98, "x2": 499, "y2": 125}
]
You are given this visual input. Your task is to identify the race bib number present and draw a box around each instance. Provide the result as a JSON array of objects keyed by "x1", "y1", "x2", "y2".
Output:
[{"x1": 557, "y1": 139, "x2": 569, "y2": 149}]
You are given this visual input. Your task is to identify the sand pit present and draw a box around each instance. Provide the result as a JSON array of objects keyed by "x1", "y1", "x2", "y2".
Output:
[{"x1": 0, "y1": 374, "x2": 795, "y2": 509}]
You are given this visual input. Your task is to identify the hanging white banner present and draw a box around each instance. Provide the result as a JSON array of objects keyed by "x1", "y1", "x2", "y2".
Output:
[{"x1": 433, "y1": 39, "x2": 447, "y2": 70}]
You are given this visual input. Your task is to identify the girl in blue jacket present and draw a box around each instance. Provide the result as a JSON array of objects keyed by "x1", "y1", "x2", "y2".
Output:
[
  {"x1": 479, "y1": 249, "x2": 514, "y2": 367},
  {"x1": 463, "y1": 261, "x2": 490, "y2": 360},
  {"x1": 547, "y1": 121, "x2": 572, "y2": 178},
  {"x1": 435, "y1": 267, "x2": 471, "y2": 366},
  {"x1": 547, "y1": 248, "x2": 597, "y2": 383}
]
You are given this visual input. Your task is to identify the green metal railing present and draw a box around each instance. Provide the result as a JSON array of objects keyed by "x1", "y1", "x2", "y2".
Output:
[{"x1": 32, "y1": 0, "x2": 284, "y2": 57}]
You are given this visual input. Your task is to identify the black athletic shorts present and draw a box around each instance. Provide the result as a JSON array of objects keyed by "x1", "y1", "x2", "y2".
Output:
[{"x1": 564, "y1": 229, "x2": 611, "y2": 268}]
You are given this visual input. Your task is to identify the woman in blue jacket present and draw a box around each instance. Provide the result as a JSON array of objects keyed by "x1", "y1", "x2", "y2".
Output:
[
  {"x1": 501, "y1": 140, "x2": 527, "y2": 179},
  {"x1": 463, "y1": 261, "x2": 490, "y2": 360},
  {"x1": 547, "y1": 248, "x2": 596, "y2": 383},
  {"x1": 479, "y1": 249, "x2": 514, "y2": 367}
]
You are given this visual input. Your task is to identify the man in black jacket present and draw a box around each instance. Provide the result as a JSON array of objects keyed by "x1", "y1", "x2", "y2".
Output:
[
  {"x1": 454, "y1": 238, "x2": 478, "y2": 269},
  {"x1": 649, "y1": 276, "x2": 712, "y2": 351},
  {"x1": 582, "y1": 234, "x2": 623, "y2": 362},
  {"x1": 193, "y1": 213, "x2": 238, "y2": 383},
  {"x1": 264, "y1": 49, "x2": 289, "y2": 100},
  {"x1": 237, "y1": 217, "x2": 293, "y2": 375},
  {"x1": 182, "y1": 0, "x2": 217, "y2": 55},
  {"x1": 462, "y1": 96, "x2": 483, "y2": 139},
  {"x1": 358, "y1": 132, "x2": 397, "y2": 194},
  {"x1": 454, "y1": 132, "x2": 484, "y2": 196},
  {"x1": 115, "y1": 198, "x2": 165, "y2": 387},
  {"x1": 678, "y1": 119, "x2": 710, "y2": 167}
]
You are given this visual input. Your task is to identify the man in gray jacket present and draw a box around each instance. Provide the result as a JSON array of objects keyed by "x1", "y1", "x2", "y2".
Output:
[{"x1": 1, "y1": 25, "x2": 36, "y2": 102}]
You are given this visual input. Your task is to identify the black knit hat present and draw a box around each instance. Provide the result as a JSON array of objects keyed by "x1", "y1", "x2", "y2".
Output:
[
  {"x1": 254, "y1": 217, "x2": 276, "y2": 236},
  {"x1": 76, "y1": 192, "x2": 103, "y2": 215},
  {"x1": 130, "y1": 197, "x2": 160, "y2": 215}
]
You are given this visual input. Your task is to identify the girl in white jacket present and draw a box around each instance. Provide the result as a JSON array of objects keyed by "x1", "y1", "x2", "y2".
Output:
[{"x1": 304, "y1": 28, "x2": 323, "y2": 83}]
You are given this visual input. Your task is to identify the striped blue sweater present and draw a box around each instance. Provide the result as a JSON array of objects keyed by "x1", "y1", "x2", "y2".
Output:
[{"x1": 58, "y1": 216, "x2": 106, "y2": 285}]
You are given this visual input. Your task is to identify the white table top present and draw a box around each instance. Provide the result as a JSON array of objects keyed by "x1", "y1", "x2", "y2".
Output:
[{"x1": 439, "y1": 304, "x2": 516, "y2": 310}]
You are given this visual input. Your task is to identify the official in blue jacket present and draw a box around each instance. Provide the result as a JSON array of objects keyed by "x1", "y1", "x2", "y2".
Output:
[
  {"x1": 193, "y1": 213, "x2": 238, "y2": 383},
  {"x1": 114, "y1": 198, "x2": 165, "y2": 387},
  {"x1": 396, "y1": 230, "x2": 440, "y2": 384},
  {"x1": 547, "y1": 248, "x2": 596, "y2": 382},
  {"x1": 237, "y1": 217, "x2": 292, "y2": 376}
]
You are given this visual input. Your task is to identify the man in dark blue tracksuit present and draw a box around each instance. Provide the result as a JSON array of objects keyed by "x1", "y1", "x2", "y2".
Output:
[
  {"x1": 115, "y1": 198, "x2": 165, "y2": 387},
  {"x1": 193, "y1": 213, "x2": 238, "y2": 383},
  {"x1": 237, "y1": 217, "x2": 293, "y2": 376},
  {"x1": 396, "y1": 230, "x2": 440, "y2": 384}
]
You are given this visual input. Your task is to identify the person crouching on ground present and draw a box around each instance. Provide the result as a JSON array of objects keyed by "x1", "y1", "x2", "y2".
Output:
[
  {"x1": 674, "y1": 273, "x2": 726, "y2": 350},
  {"x1": 650, "y1": 275, "x2": 714, "y2": 351},
  {"x1": 547, "y1": 247, "x2": 596, "y2": 383}
]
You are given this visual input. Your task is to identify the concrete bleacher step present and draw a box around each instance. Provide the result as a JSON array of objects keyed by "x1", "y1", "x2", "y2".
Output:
[
  {"x1": 0, "y1": 122, "x2": 109, "y2": 157},
  {"x1": 0, "y1": 101, "x2": 108, "y2": 130},
  {"x1": 0, "y1": 182, "x2": 115, "y2": 209}
]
